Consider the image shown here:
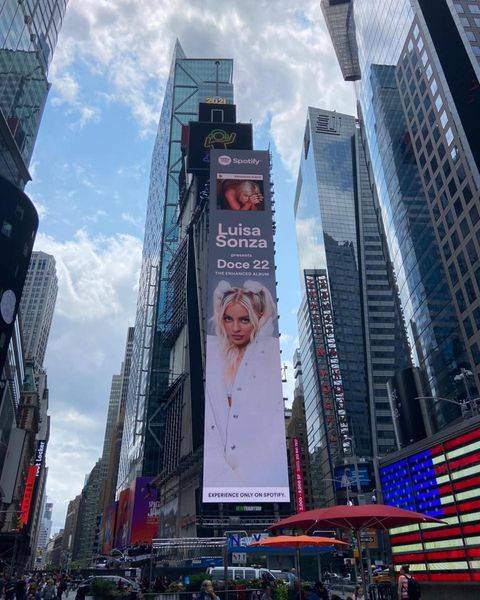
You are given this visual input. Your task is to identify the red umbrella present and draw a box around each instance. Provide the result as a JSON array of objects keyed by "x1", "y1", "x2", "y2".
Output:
[
  {"x1": 268, "y1": 504, "x2": 444, "y2": 532},
  {"x1": 269, "y1": 505, "x2": 444, "y2": 592},
  {"x1": 251, "y1": 535, "x2": 348, "y2": 548}
]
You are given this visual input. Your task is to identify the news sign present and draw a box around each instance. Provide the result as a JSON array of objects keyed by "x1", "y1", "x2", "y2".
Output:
[
  {"x1": 187, "y1": 122, "x2": 252, "y2": 174},
  {"x1": 202, "y1": 150, "x2": 289, "y2": 504}
]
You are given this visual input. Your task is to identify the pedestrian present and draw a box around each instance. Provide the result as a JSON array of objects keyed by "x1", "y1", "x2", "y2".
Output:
[
  {"x1": 313, "y1": 581, "x2": 329, "y2": 600},
  {"x1": 198, "y1": 580, "x2": 220, "y2": 600},
  {"x1": 4, "y1": 575, "x2": 15, "y2": 600},
  {"x1": 41, "y1": 579, "x2": 56, "y2": 600},
  {"x1": 15, "y1": 575, "x2": 27, "y2": 600},
  {"x1": 56, "y1": 577, "x2": 67, "y2": 599},
  {"x1": 397, "y1": 565, "x2": 421, "y2": 600}
]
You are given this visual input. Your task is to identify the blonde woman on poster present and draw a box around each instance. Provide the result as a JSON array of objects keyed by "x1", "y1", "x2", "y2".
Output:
[{"x1": 203, "y1": 279, "x2": 288, "y2": 495}]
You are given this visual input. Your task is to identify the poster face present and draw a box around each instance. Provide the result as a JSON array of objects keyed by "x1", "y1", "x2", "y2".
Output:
[
  {"x1": 130, "y1": 477, "x2": 161, "y2": 545},
  {"x1": 202, "y1": 149, "x2": 290, "y2": 504}
]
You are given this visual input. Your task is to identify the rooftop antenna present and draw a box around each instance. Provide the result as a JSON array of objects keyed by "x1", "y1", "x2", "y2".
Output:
[{"x1": 215, "y1": 60, "x2": 220, "y2": 96}]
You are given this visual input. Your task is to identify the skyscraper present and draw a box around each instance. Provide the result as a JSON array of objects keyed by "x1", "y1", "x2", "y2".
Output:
[
  {"x1": 295, "y1": 107, "x2": 409, "y2": 506},
  {"x1": 117, "y1": 43, "x2": 234, "y2": 495},
  {"x1": 322, "y1": 0, "x2": 480, "y2": 428},
  {"x1": 101, "y1": 326, "x2": 134, "y2": 513},
  {"x1": 20, "y1": 251, "x2": 58, "y2": 369},
  {"x1": 0, "y1": 0, "x2": 68, "y2": 188}
]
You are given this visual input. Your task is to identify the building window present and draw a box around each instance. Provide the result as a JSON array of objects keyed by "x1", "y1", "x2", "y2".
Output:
[
  {"x1": 471, "y1": 343, "x2": 480, "y2": 366},
  {"x1": 468, "y1": 4, "x2": 480, "y2": 13},
  {"x1": 449, "y1": 263, "x2": 459, "y2": 286},
  {"x1": 467, "y1": 239, "x2": 478, "y2": 264},
  {"x1": 455, "y1": 3, "x2": 465, "y2": 12},
  {"x1": 466, "y1": 31, "x2": 477, "y2": 41},
  {"x1": 473, "y1": 307, "x2": 480, "y2": 329},
  {"x1": 458, "y1": 250, "x2": 468, "y2": 275},
  {"x1": 464, "y1": 183, "x2": 473, "y2": 203},
  {"x1": 465, "y1": 278, "x2": 476, "y2": 303},
  {"x1": 440, "y1": 111, "x2": 448, "y2": 128},
  {"x1": 471, "y1": 204, "x2": 480, "y2": 226},
  {"x1": 446, "y1": 128, "x2": 454, "y2": 145},
  {"x1": 460, "y1": 218, "x2": 470, "y2": 238},
  {"x1": 456, "y1": 288, "x2": 467, "y2": 312},
  {"x1": 464, "y1": 316, "x2": 474, "y2": 339}
]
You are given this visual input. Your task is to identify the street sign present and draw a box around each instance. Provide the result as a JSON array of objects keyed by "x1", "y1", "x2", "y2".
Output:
[{"x1": 232, "y1": 552, "x2": 247, "y2": 565}]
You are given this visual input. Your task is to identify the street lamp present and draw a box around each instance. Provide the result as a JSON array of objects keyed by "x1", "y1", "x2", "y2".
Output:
[{"x1": 415, "y1": 394, "x2": 480, "y2": 418}]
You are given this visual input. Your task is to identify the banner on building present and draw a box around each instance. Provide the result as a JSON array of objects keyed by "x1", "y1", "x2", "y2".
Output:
[
  {"x1": 114, "y1": 488, "x2": 131, "y2": 550},
  {"x1": 187, "y1": 122, "x2": 252, "y2": 174},
  {"x1": 19, "y1": 465, "x2": 37, "y2": 527},
  {"x1": 291, "y1": 437, "x2": 306, "y2": 512},
  {"x1": 102, "y1": 501, "x2": 118, "y2": 555},
  {"x1": 202, "y1": 149, "x2": 290, "y2": 504},
  {"x1": 130, "y1": 477, "x2": 161, "y2": 545}
]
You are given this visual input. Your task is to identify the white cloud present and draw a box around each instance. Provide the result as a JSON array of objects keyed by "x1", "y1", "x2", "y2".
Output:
[
  {"x1": 34, "y1": 231, "x2": 142, "y2": 529},
  {"x1": 51, "y1": 0, "x2": 355, "y2": 173}
]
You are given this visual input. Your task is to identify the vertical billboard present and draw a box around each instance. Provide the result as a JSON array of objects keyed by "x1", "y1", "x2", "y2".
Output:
[
  {"x1": 130, "y1": 476, "x2": 161, "y2": 545},
  {"x1": 203, "y1": 149, "x2": 289, "y2": 503},
  {"x1": 114, "y1": 488, "x2": 131, "y2": 550},
  {"x1": 102, "y1": 501, "x2": 118, "y2": 555},
  {"x1": 291, "y1": 438, "x2": 306, "y2": 512}
]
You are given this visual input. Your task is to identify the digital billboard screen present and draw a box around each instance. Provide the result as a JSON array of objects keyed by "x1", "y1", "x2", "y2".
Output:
[
  {"x1": 380, "y1": 426, "x2": 480, "y2": 582},
  {"x1": 187, "y1": 122, "x2": 252, "y2": 174},
  {"x1": 102, "y1": 501, "x2": 118, "y2": 555},
  {"x1": 202, "y1": 149, "x2": 290, "y2": 504},
  {"x1": 130, "y1": 476, "x2": 161, "y2": 545},
  {"x1": 114, "y1": 488, "x2": 131, "y2": 550}
]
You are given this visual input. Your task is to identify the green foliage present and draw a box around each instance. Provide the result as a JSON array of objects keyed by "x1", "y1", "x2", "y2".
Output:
[
  {"x1": 274, "y1": 581, "x2": 288, "y2": 600},
  {"x1": 89, "y1": 578, "x2": 119, "y2": 599}
]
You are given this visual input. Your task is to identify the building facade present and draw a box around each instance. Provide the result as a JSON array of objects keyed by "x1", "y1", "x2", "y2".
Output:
[
  {"x1": 102, "y1": 327, "x2": 134, "y2": 513},
  {"x1": 0, "y1": 0, "x2": 68, "y2": 188},
  {"x1": 19, "y1": 251, "x2": 58, "y2": 369},
  {"x1": 74, "y1": 459, "x2": 104, "y2": 563},
  {"x1": 294, "y1": 107, "x2": 409, "y2": 506},
  {"x1": 117, "y1": 42, "x2": 234, "y2": 495},
  {"x1": 322, "y1": 0, "x2": 480, "y2": 426}
]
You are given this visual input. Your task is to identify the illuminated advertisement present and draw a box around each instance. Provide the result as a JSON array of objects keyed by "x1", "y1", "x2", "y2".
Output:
[
  {"x1": 305, "y1": 271, "x2": 353, "y2": 459},
  {"x1": 203, "y1": 149, "x2": 289, "y2": 504},
  {"x1": 380, "y1": 426, "x2": 480, "y2": 582},
  {"x1": 291, "y1": 438, "x2": 306, "y2": 512},
  {"x1": 333, "y1": 465, "x2": 371, "y2": 490},
  {"x1": 102, "y1": 501, "x2": 118, "y2": 555},
  {"x1": 130, "y1": 477, "x2": 161, "y2": 545},
  {"x1": 19, "y1": 465, "x2": 37, "y2": 527},
  {"x1": 114, "y1": 488, "x2": 132, "y2": 551},
  {"x1": 187, "y1": 122, "x2": 252, "y2": 173}
]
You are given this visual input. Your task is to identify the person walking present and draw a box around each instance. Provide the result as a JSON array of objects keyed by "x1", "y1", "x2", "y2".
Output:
[
  {"x1": 198, "y1": 580, "x2": 220, "y2": 600},
  {"x1": 398, "y1": 565, "x2": 421, "y2": 600}
]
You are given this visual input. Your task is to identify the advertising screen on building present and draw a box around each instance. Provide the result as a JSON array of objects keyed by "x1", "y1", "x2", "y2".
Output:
[
  {"x1": 102, "y1": 501, "x2": 118, "y2": 555},
  {"x1": 19, "y1": 465, "x2": 37, "y2": 527},
  {"x1": 114, "y1": 488, "x2": 131, "y2": 550},
  {"x1": 187, "y1": 122, "x2": 252, "y2": 174},
  {"x1": 130, "y1": 476, "x2": 161, "y2": 545},
  {"x1": 291, "y1": 438, "x2": 306, "y2": 512},
  {"x1": 202, "y1": 149, "x2": 290, "y2": 504},
  {"x1": 380, "y1": 426, "x2": 480, "y2": 582}
]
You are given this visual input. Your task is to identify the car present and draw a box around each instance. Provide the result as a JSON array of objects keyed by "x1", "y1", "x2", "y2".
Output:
[
  {"x1": 207, "y1": 566, "x2": 277, "y2": 582},
  {"x1": 270, "y1": 571, "x2": 297, "y2": 588},
  {"x1": 75, "y1": 575, "x2": 140, "y2": 599}
]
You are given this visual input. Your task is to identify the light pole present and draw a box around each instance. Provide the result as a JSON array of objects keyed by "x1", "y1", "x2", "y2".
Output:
[{"x1": 415, "y1": 395, "x2": 480, "y2": 418}]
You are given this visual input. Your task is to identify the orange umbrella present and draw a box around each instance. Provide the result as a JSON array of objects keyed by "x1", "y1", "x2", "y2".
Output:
[{"x1": 249, "y1": 535, "x2": 349, "y2": 587}]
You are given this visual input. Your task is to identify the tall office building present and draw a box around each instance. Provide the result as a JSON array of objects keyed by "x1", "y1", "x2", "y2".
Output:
[
  {"x1": 34, "y1": 499, "x2": 52, "y2": 568},
  {"x1": 0, "y1": 0, "x2": 68, "y2": 188},
  {"x1": 322, "y1": 0, "x2": 480, "y2": 427},
  {"x1": 295, "y1": 107, "x2": 409, "y2": 506},
  {"x1": 20, "y1": 251, "x2": 58, "y2": 369},
  {"x1": 101, "y1": 374, "x2": 122, "y2": 467},
  {"x1": 117, "y1": 42, "x2": 234, "y2": 495},
  {"x1": 101, "y1": 326, "x2": 134, "y2": 513},
  {"x1": 74, "y1": 459, "x2": 104, "y2": 562}
]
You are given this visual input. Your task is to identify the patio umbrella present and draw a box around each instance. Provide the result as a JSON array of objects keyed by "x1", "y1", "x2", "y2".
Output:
[
  {"x1": 250, "y1": 535, "x2": 349, "y2": 590},
  {"x1": 268, "y1": 505, "x2": 444, "y2": 592}
]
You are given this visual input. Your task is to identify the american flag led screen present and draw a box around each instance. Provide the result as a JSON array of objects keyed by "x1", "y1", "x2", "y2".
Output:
[{"x1": 380, "y1": 427, "x2": 480, "y2": 582}]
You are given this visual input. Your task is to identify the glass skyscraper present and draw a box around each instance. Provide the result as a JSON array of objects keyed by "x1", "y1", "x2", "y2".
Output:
[
  {"x1": 323, "y1": 0, "x2": 480, "y2": 428},
  {"x1": 117, "y1": 43, "x2": 234, "y2": 495},
  {"x1": 295, "y1": 107, "x2": 408, "y2": 506},
  {"x1": 0, "y1": 0, "x2": 68, "y2": 188}
]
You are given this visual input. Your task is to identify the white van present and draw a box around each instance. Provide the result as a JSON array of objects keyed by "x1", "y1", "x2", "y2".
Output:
[{"x1": 207, "y1": 567, "x2": 276, "y2": 582}]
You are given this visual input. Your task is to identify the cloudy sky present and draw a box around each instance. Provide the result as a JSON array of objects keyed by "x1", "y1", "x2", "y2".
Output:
[{"x1": 27, "y1": 0, "x2": 356, "y2": 531}]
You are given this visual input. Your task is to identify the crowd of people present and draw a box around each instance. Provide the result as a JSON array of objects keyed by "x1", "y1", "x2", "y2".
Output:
[{"x1": 0, "y1": 573, "x2": 69, "y2": 599}]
